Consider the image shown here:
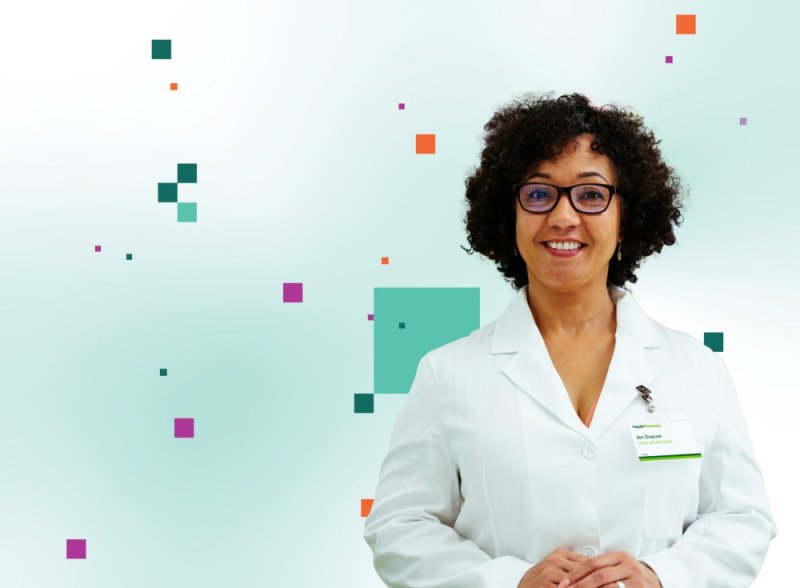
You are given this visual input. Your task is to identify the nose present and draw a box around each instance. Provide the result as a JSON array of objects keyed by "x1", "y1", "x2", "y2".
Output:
[{"x1": 547, "y1": 191, "x2": 580, "y2": 229}]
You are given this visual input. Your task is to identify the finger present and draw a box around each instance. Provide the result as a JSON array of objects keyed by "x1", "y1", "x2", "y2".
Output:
[
  {"x1": 546, "y1": 552, "x2": 584, "y2": 574},
  {"x1": 552, "y1": 548, "x2": 590, "y2": 564},
  {"x1": 556, "y1": 554, "x2": 623, "y2": 588},
  {"x1": 564, "y1": 564, "x2": 628, "y2": 588}
]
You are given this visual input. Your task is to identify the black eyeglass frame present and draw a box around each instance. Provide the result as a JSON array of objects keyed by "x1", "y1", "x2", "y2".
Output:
[{"x1": 512, "y1": 182, "x2": 619, "y2": 214}]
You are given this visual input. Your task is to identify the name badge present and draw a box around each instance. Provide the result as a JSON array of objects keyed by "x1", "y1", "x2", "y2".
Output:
[{"x1": 627, "y1": 414, "x2": 702, "y2": 461}]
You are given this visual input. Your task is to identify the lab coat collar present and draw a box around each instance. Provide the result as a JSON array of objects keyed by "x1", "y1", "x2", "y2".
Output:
[{"x1": 491, "y1": 285, "x2": 667, "y2": 439}]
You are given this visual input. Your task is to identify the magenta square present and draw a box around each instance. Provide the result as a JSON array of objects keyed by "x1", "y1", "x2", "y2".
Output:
[
  {"x1": 94, "y1": 245, "x2": 101, "y2": 252},
  {"x1": 174, "y1": 417, "x2": 194, "y2": 438},
  {"x1": 66, "y1": 539, "x2": 86, "y2": 559},
  {"x1": 739, "y1": 117, "x2": 748, "y2": 125},
  {"x1": 367, "y1": 313, "x2": 374, "y2": 321},
  {"x1": 283, "y1": 282, "x2": 303, "y2": 303},
  {"x1": 665, "y1": 55, "x2": 673, "y2": 63},
  {"x1": 398, "y1": 102, "x2": 405, "y2": 110}
]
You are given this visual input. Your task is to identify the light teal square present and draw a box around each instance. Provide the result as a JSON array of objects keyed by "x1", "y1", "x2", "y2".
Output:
[
  {"x1": 177, "y1": 202, "x2": 197, "y2": 222},
  {"x1": 374, "y1": 287, "x2": 480, "y2": 394}
]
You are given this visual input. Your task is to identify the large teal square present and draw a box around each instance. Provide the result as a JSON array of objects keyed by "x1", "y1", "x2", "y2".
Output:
[
  {"x1": 177, "y1": 163, "x2": 197, "y2": 183},
  {"x1": 177, "y1": 202, "x2": 197, "y2": 222},
  {"x1": 151, "y1": 39, "x2": 172, "y2": 59},
  {"x1": 374, "y1": 287, "x2": 480, "y2": 394},
  {"x1": 158, "y1": 183, "x2": 178, "y2": 202}
]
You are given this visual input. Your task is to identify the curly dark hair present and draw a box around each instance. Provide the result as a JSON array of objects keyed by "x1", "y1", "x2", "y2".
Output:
[{"x1": 462, "y1": 92, "x2": 686, "y2": 289}]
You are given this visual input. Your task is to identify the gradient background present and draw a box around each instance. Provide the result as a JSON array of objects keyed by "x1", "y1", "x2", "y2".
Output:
[{"x1": 0, "y1": 0, "x2": 796, "y2": 585}]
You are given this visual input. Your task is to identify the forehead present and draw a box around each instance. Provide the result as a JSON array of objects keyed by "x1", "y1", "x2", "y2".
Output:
[{"x1": 524, "y1": 134, "x2": 616, "y2": 180}]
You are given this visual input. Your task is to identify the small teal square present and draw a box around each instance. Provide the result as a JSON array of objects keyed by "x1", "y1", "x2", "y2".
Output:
[
  {"x1": 398, "y1": 322, "x2": 406, "y2": 329},
  {"x1": 152, "y1": 39, "x2": 171, "y2": 59},
  {"x1": 177, "y1": 163, "x2": 197, "y2": 183},
  {"x1": 177, "y1": 202, "x2": 197, "y2": 222},
  {"x1": 704, "y1": 332, "x2": 724, "y2": 352},
  {"x1": 126, "y1": 253, "x2": 133, "y2": 260},
  {"x1": 158, "y1": 183, "x2": 178, "y2": 202},
  {"x1": 354, "y1": 393, "x2": 374, "y2": 414},
  {"x1": 160, "y1": 368, "x2": 167, "y2": 376}
]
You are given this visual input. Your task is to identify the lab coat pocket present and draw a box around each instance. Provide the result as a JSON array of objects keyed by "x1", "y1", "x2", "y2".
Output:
[{"x1": 642, "y1": 459, "x2": 694, "y2": 540}]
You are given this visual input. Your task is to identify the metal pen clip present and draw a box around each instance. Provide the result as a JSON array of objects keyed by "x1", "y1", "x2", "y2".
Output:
[{"x1": 636, "y1": 385, "x2": 656, "y2": 413}]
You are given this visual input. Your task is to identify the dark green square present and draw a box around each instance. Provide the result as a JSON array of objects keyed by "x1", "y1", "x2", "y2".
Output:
[
  {"x1": 177, "y1": 163, "x2": 197, "y2": 183},
  {"x1": 704, "y1": 332, "x2": 724, "y2": 352},
  {"x1": 152, "y1": 39, "x2": 172, "y2": 59},
  {"x1": 703, "y1": 333, "x2": 723, "y2": 352},
  {"x1": 398, "y1": 322, "x2": 405, "y2": 329},
  {"x1": 126, "y1": 253, "x2": 133, "y2": 260},
  {"x1": 160, "y1": 368, "x2": 168, "y2": 376},
  {"x1": 354, "y1": 393, "x2": 374, "y2": 414},
  {"x1": 158, "y1": 183, "x2": 178, "y2": 202}
]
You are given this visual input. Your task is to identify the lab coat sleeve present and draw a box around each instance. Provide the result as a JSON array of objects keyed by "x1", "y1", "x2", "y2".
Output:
[
  {"x1": 639, "y1": 354, "x2": 777, "y2": 588},
  {"x1": 364, "y1": 353, "x2": 534, "y2": 588}
]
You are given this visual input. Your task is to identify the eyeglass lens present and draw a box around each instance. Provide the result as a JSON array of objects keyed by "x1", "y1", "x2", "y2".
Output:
[{"x1": 518, "y1": 184, "x2": 611, "y2": 213}]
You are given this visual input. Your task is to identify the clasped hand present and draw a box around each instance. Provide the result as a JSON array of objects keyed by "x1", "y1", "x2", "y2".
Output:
[{"x1": 517, "y1": 548, "x2": 661, "y2": 588}]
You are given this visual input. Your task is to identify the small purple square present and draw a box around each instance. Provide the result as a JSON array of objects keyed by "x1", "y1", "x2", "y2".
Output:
[
  {"x1": 665, "y1": 55, "x2": 673, "y2": 63},
  {"x1": 66, "y1": 539, "x2": 86, "y2": 559},
  {"x1": 398, "y1": 102, "x2": 405, "y2": 110},
  {"x1": 174, "y1": 417, "x2": 194, "y2": 438},
  {"x1": 283, "y1": 282, "x2": 303, "y2": 303},
  {"x1": 739, "y1": 117, "x2": 748, "y2": 125},
  {"x1": 94, "y1": 245, "x2": 101, "y2": 252},
  {"x1": 367, "y1": 313, "x2": 374, "y2": 321}
]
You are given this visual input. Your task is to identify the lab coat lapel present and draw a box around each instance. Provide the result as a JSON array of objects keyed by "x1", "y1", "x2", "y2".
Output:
[
  {"x1": 589, "y1": 287, "x2": 667, "y2": 437},
  {"x1": 493, "y1": 287, "x2": 589, "y2": 436},
  {"x1": 491, "y1": 285, "x2": 666, "y2": 439}
]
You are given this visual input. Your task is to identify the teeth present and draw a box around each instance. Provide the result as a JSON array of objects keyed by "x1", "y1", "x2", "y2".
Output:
[{"x1": 547, "y1": 241, "x2": 582, "y2": 250}]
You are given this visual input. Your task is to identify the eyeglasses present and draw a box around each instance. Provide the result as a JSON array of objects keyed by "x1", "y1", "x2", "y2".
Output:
[{"x1": 512, "y1": 182, "x2": 618, "y2": 214}]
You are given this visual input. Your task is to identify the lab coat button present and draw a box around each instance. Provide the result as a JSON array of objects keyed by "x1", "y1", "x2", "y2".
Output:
[
  {"x1": 582, "y1": 443, "x2": 597, "y2": 459},
  {"x1": 582, "y1": 546, "x2": 598, "y2": 557}
]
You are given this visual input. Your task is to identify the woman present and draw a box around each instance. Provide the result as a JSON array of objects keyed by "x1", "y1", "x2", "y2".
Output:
[{"x1": 363, "y1": 93, "x2": 776, "y2": 588}]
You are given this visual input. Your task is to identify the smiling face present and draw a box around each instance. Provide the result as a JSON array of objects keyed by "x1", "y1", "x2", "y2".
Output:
[{"x1": 515, "y1": 133, "x2": 622, "y2": 294}]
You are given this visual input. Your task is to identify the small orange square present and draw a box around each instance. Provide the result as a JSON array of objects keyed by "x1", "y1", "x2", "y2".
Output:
[
  {"x1": 170, "y1": 82, "x2": 178, "y2": 91},
  {"x1": 676, "y1": 14, "x2": 696, "y2": 35},
  {"x1": 361, "y1": 498, "x2": 374, "y2": 518},
  {"x1": 380, "y1": 256, "x2": 389, "y2": 265},
  {"x1": 416, "y1": 133, "x2": 436, "y2": 154}
]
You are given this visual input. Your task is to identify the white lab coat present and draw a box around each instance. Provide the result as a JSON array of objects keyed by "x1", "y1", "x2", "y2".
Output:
[{"x1": 364, "y1": 285, "x2": 776, "y2": 588}]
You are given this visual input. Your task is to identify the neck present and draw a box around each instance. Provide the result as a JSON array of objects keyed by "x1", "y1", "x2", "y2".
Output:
[{"x1": 525, "y1": 279, "x2": 616, "y2": 338}]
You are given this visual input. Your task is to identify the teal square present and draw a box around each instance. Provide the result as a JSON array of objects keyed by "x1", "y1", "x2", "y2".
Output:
[
  {"x1": 177, "y1": 202, "x2": 197, "y2": 222},
  {"x1": 177, "y1": 163, "x2": 197, "y2": 183},
  {"x1": 704, "y1": 332, "x2": 724, "y2": 352},
  {"x1": 126, "y1": 253, "x2": 133, "y2": 260},
  {"x1": 158, "y1": 183, "x2": 178, "y2": 202},
  {"x1": 160, "y1": 368, "x2": 167, "y2": 376},
  {"x1": 354, "y1": 393, "x2": 374, "y2": 414},
  {"x1": 374, "y1": 287, "x2": 480, "y2": 394},
  {"x1": 152, "y1": 39, "x2": 171, "y2": 59}
]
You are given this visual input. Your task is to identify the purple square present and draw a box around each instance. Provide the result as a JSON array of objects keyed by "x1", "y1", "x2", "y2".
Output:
[
  {"x1": 739, "y1": 117, "x2": 748, "y2": 125},
  {"x1": 66, "y1": 539, "x2": 86, "y2": 559},
  {"x1": 283, "y1": 282, "x2": 303, "y2": 303},
  {"x1": 94, "y1": 245, "x2": 101, "y2": 252},
  {"x1": 367, "y1": 313, "x2": 374, "y2": 321},
  {"x1": 665, "y1": 55, "x2": 673, "y2": 63},
  {"x1": 174, "y1": 417, "x2": 194, "y2": 438},
  {"x1": 398, "y1": 102, "x2": 405, "y2": 110}
]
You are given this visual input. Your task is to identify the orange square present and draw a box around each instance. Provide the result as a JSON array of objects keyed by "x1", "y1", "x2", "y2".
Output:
[
  {"x1": 416, "y1": 133, "x2": 436, "y2": 154},
  {"x1": 361, "y1": 498, "x2": 374, "y2": 518},
  {"x1": 380, "y1": 256, "x2": 389, "y2": 265},
  {"x1": 170, "y1": 82, "x2": 178, "y2": 91},
  {"x1": 676, "y1": 14, "x2": 696, "y2": 35}
]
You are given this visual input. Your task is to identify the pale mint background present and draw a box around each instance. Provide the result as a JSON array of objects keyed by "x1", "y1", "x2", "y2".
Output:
[{"x1": 0, "y1": 0, "x2": 796, "y2": 586}]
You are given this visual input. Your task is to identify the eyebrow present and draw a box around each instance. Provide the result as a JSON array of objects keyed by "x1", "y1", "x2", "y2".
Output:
[{"x1": 525, "y1": 171, "x2": 609, "y2": 182}]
